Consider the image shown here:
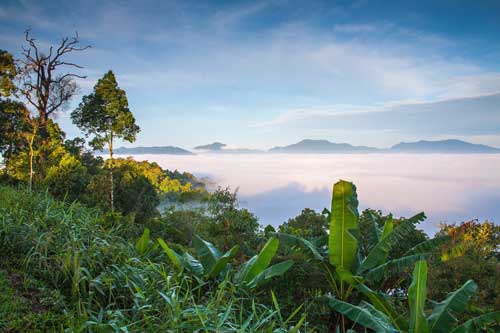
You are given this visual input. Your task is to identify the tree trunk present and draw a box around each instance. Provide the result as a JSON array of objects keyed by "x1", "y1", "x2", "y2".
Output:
[
  {"x1": 37, "y1": 114, "x2": 48, "y2": 179},
  {"x1": 109, "y1": 135, "x2": 114, "y2": 212},
  {"x1": 28, "y1": 131, "x2": 35, "y2": 192}
]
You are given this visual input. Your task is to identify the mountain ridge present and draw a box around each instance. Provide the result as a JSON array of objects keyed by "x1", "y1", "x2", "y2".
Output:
[{"x1": 100, "y1": 139, "x2": 500, "y2": 155}]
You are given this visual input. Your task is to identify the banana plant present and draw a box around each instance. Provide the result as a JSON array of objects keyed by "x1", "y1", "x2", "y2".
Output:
[
  {"x1": 273, "y1": 180, "x2": 450, "y2": 331},
  {"x1": 275, "y1": 180, "x2": 448, "y2": 286},
  {"x1": 330, "y1": 259, "x2": 500, "y2": 332},
  {"x1": 158, "y1": 235, "x2": 293, "y2": 288}
]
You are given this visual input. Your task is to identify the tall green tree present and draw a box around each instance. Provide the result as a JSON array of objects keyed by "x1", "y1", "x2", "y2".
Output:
[
  {"x1": 71, "y1": 70, "x2": 140, "y2": 211},
  {"x1": 0, "y1": 49, "x2": 17, "y2": 98}
]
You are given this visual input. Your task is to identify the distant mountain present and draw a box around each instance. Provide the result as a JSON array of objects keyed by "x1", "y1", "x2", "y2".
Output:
[
  {"x1": 108, "y1": 146, "x2": 194, "y2": 155},
  {"x1": 269, "y1": 139, "x2": 379, "y2": 153},
  {"x1": 194, "y1": 142, "x2": 263, "y2": 154},
  {"x1": 194, "y1": 142, "x2": 226, "y2": 150},
  {"x1": 389, "y1": 139, "x2": 500, "y2": 153}
]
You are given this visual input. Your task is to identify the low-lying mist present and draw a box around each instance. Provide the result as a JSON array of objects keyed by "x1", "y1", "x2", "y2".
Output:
[{"x1": 120, "y1": 153, "x2": 500, "y2": 233}]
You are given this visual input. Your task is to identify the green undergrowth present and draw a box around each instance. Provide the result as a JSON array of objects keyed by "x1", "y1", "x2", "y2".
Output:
[{"x1": 0, "y1": 185, "x2": 309, "y2": 332}]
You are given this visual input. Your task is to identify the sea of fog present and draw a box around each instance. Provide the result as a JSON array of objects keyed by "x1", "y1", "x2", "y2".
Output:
[{"x1": 119, "y1": 153, "x2": 500, "y2": 233}]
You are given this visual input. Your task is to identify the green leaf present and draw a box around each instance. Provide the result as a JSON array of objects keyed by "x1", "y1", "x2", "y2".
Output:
[
  {"x1": 404, "y1": 236, "x2": 451, "y2": 256},
  {"x1": 207, "y1": 245, "x2": 239, "y2": 278},
  {"x1": 452, "y1": 311, "x2": 500, "y2": 333},
  {"x1": 242, "y1": 237, "x2": 280, "y2": 283},
  {"x1": 157, "y1": 238, "x2": 183, "y2": 271},
  {"x1": 246, "y1": 260, "x2": 294, "y2": 288},
  {"x1": 193, "y1": 234, "x2": 221, "y2": 272},
  {"x1": 365, "y1": 254, "x2": 429, "y2": 282},
  {"x1": 182, "y1": 252, "x2": 204, "y2": 276},
  {"x1": 356, "y1": 283, "x2": 408, "y2": 331},
  {"x1": 328, "y1": 297, "x2": 398, "y2": 332},
  {"x1": 358, "y1": 212, "x2": 426, "y2": 274},
  {"x1": 272, "y1": 232, "x2": 324, "y2": 261},
  {"x1": 329, "y1": 180, "x2": 359, "y2": 272},
  {"x1": 135, "y1": 228, "x2": 150, "y2": 255},
  {"x1": 408, "y1": 260, "x2": 429, "y2": 333},
  {"x1": 429, "y1": 280, "x2": 477, "y2": 333},
  {"x1": 380, "y1": 218, "x2": 393, "y2": 239}
]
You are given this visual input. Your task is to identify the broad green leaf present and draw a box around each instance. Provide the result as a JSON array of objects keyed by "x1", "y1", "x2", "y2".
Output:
[
  {"x1": 429, "y1": 280, "x2": 477, "y2": 333},
  {"x1": 236, "y1": 255, "x2": 257, "y2": 283},
  {"x1": 329, "y1": 180, "x2": 359, "y2": 272},
  {"x1": 246, "y1": 260, "x2": 293, "y2": 288},
  {"x1": 182, "y1": 252, "x2": 204, "y2": 276},
  {"x1": 452, "y1": 311, "x2": 500, "y2": 333},
  {"x1": 409, "y1": 260, "x2": 429, "y2": 333},
  {"x1": 272, "y1": 232, "x2": 324, "y2": 261},
  {"x1": 157, "y1": 238, "x2": 183, "y2": 271},
  {"x1": 365, "y1": 254, "x2": 429, "y2": 282},
  {"x1": 404, "y1": 236, "x2": 451, "y2": 256},
  {"x1": 193, "y1": 234, "x2": 221, "y2": 272},
  {"x1": 135, "y1": 228, "x2": 150, "y2": 255},
  {"x1": 328, "y1": 297, "x2": 398, "y2": 332},
  {"x1": 357, "y1": 283, "x2": 408, "y2": 331},
  {"x1": 243, "y1": 237, "x2": 279, "y2": 283},
  {"x1": 207, "y1": 245, "x2": 239, "y2": 278},
  {"x1": 380, "y1": 218, "x2": 393, "y2": 239},
  {"x1": 359, "y1": 216, "x2": 423, "y2": 274}
]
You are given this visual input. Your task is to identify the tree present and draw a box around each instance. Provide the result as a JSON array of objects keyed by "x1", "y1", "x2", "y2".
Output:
[
  {"x1": 71, "y1": 70, "x2": 140, "y2": 211},
  {"x1": 0, "y1": 99, "x2": 39, "y2": 189},
  {"x1": 84, "y1": 160, "x2": 159, "y2": 222},
  {"x1": 429, "y1": 221, "x2": 500, "y2": 311},
  {"x1": 0, "y1": 49, "x2": 17, "y2": 97},
  {"x1": 17, "y1": 30, "x2": 89, "y2": 177},
  {"x1": 278, "y1": 208, "x2": 328, "y2": 240},
  {"x1": 204, "y1": 188, "x2": 261, "y2": 255}
]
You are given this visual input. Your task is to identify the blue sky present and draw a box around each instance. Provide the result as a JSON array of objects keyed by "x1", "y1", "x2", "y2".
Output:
[{"x1": 1, "y1": 0, "x2": 500, "y2": 149}]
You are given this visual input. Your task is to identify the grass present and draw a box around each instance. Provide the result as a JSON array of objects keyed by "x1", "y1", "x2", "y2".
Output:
[
  {"x1": 0, "y1": 185, "x2": 310, "y2": 332},
  {"x1": 0, "y1": 268, "x2": 73, "y2": 332}
]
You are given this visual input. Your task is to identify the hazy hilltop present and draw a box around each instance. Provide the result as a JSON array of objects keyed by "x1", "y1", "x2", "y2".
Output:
[
  {"x1": 390, "y1": 139, "x2": 500, "y2": 153},
  {"x1": 106, "y1": 146, "x2": 194, "y2": 155},
  {"x1": 194, "y1": 142, "x2": 226, "y2": 150},
  {"x1": 194, "y1": 142, "x2": 264, "y2": 154},
  {"x1": 269, "y1": 139, "x2": 500, "y2": 154},
  {"x1": 269, "y1": 139, "x2": 380, "y2": 153}
]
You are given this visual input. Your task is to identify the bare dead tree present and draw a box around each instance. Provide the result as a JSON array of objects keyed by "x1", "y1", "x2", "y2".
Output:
[{"x1": 17, "y1": 29, "x2": 90, "y2": 177}]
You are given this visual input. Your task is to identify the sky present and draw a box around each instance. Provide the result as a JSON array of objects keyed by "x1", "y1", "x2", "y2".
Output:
[{"x1": 1, "y1": 0, "x2": 500, "y2": 149}]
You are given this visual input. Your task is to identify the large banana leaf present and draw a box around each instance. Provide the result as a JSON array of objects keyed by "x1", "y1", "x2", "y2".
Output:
[
  {"x1": 408, "y1": 260, "x2": 429, "y2": 333},
  {"x1": 358, "y1": 215, "x2": 425, "y2": 274},
  {"x1": 364, "y1": 254, "x2": 429, "y2": 283},
  {"x1": 452, "y1": 311, "x2": 500, "y2": 333},
  {"x1": 428, "y1": 280, "x2": 477, "y2": 333},
  {"x1": 357, "y1": 283, "x2": 408, "y2": 331},
  {"x1": 207, "y1": 245, "x2": 239, "y2": 278},
  {"x1": 157, "y1": 238, "x2": 184, "y2": 271},
  {"x1": 329, "y1": 180, "x2": 359, "y2": 272},
  {"x1": 380, "y1": 218, "x2": 393, "y2": 239},
  {"x1": 193, "y1": 235, "x2": 222, "y2": 272},
  {"x1": 271, "y1": 232, "x2": 324, "y2": 261},
  {"x1": 239, "y1": 237, "x2": 279, "y2": 283},
  {"x1": 246, "y1": 260, "x2": 294, "y2": 288},
  {"x1": 328, "y1": 297, "x2": 398, "y2": 332},
  {"x1": 404, "y1": 236, "x2": 451, "y2": 256}
]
